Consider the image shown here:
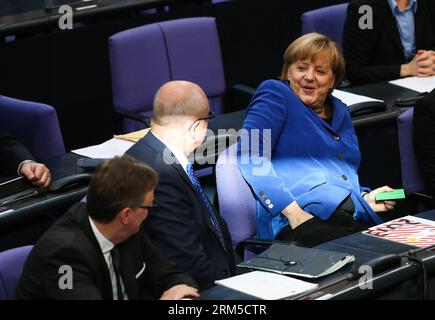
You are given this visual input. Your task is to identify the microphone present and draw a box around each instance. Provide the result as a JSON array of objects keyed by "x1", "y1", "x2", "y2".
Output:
[{"x1": 0, "y1": 188, "x2": 48, "y2": 206}]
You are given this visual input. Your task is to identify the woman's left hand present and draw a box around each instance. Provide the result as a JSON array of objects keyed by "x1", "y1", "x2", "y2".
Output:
[{"x1": 363, "y1": 186, "x2": 396, "y2": 212}]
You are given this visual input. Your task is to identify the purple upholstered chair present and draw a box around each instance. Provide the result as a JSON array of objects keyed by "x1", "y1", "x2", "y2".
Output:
[
  {"x1": 0, "y1": 245, "x2": 32, "y2": 300},
  {"x1": 216, "y1": 143, "x2": 267, "y2": 260},
  {"x1": 397, "y1": 108, "x2": 426, "y2": 195},
  {"x1": 0, "y1": 95, "x2": 65, "y2": 161},
  {"x1": 109, "y1": 17, "x2": 226, "y2": 133},
  {"x1": 301, "y1": 3, "x2": 349, "y2": 50}
]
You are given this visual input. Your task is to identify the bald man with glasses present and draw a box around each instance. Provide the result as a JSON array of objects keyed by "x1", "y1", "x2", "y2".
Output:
[{"x1": 126, "y1": 81, "x2": 235, "y2": 290}]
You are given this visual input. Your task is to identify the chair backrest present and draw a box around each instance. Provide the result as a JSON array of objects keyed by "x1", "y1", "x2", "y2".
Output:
[
  {"x1": 301, "y1": 3, "x2": 349, "y2": 50},
  {"x1": 0, "y1": 95, "x2": 65, "y2": 161},
  {"x1": 0, "y1": 245, "x2": 32, "y2": 300},
  {"x1": 216, "y1": 143, "x2": 257, "y2": 254},
  {"x1": 109, "y1": 17, "x2": 226, "y2": 133},
  {"x1": 397, "y1": 108, "x2": 426, "y2": 194}
]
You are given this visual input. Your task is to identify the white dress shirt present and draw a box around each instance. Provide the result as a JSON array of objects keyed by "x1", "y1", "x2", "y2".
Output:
[
  {"x1": 150, "y1": 130, "x2": 191, "y2": 175},
  {"x1": 89, "y1": 217, "x2": 128, "y2": 300}
]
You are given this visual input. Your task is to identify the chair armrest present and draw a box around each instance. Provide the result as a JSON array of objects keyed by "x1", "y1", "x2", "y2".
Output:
[
  {"x1": 413, "y1": 192, "x2": 435, "y2": 208},
  {"x1": 228, "y1": 83, "x2": 256, "y2": 111},
  {"x1": 235, "y1": 238, "x2": 273, "y2": 259},
  {"x1": 115, "y1": 109, "x2": 151, "y2": 127}
]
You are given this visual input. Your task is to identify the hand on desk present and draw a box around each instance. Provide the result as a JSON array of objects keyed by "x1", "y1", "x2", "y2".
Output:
[
  {"x1": 159, "y1": 284, "x2": 200, "y2": 300},
  {"x1": 402, "y1": 50, "x2": 435, "y2": 77},
  {"x1": 363, "y1": 186, "x2": 396, "y2": 212},
  {"x1": 20, "y1": 162, "x2": 51, "y2": 187},
  {"x1": 416, "y1": 50, "x2": 435, "y2": 77}
]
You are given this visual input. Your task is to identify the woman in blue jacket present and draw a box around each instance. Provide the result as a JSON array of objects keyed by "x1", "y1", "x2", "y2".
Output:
[{"x1": 238, "y1": 33, "x2": 396, "y2": 247}]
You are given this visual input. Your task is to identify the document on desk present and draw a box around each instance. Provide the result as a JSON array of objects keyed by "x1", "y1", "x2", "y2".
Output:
[
  {"x1": 237, "y1": 242, "x2": 355, "y2": 278},
  {"x1": 72, "y1": 138, "x2": 134, "y2": 159},
  {"x1": 389, "y1": 76, "x2": 435, "y2": 93},
  {"x1": 215, "y1": 271, "x2": 318, "y2": 300},
  {"x1": 332, "y1": 89, "x2": 383, "y2": 105},
  {"x1": 363, "y1": 215, "x2": 435, "y2": 248}
]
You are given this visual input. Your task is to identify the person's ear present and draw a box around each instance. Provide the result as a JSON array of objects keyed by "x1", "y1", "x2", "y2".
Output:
[
  {"x1": 118, "y1": 207, "x2": 131, "y2": 225},
  {"x1": 286, "y1": 67, "x2": 292, "y2": 80},
  {"x1": 188, "y1": 121, "x2": 199, "y2": 140}
]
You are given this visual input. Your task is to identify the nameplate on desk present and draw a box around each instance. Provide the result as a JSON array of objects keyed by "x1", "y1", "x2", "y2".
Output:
[{"x1": 363, "y1": 215, "x2": 435, "y2": 248}]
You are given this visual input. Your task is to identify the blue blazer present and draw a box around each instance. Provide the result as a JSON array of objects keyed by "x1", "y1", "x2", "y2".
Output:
[{"x1": 238, "y1": 80, "x2": 383, "y2": 240}]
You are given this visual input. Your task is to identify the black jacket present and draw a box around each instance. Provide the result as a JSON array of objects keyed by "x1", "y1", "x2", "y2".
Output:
[
  {"x1": 413, "y1": 89, "x2": 435, "y2": 196},
  {"x1": 15, "y1": 202, "x2": 196, "y2": 299},
  {"x1": 0, "y1": 132, "x2": 34, "y2": 176},
  {"x1": 126, "y1": 132, "x2": 235, "y2": 290},
  {"x1": 343, "y1": 0, "x2": 435, "y2": 85}
]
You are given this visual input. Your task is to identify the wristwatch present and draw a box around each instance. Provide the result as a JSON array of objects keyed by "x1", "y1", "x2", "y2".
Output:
[{"x1": 17, "y1": 159, "x2": 36, "y2": 176}]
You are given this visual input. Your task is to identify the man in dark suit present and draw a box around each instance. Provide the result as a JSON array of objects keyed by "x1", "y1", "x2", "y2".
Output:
[
  {"x1": 0, "y1": 132, "x2": 51, "y2": 187},
  {"x1": 126, "y1": 81, "x2": 235, "y2": 290},
  {"x1": 15, "y1": 155, "x2": 198, "y2": 300},
  {"x1": 413, "y1": 89, "x2": 435, "y2": 196},
  {"x1": 343, "y1": 0, "x2": 435, "y2": 85}
]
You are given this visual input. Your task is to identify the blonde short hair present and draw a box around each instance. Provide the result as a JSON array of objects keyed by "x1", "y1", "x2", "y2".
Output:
[{"x1": 280, "y1": 32, "x2": 345, "y2": 89}]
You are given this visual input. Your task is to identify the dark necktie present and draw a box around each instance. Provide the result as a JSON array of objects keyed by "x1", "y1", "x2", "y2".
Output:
[
  {"x1": 110, "y1": 247, "x2": 124, "y2": 300},
  {"x1": 186, "y1": 163, "x2": 226, "y2": 250}
]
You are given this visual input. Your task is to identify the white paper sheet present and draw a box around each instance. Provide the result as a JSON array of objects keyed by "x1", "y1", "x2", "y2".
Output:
[
  {"x1": 389, "y1": 76, "x2": 435, "y2": 93},
  {"x1": 332, "y1": 89, "x2": 383, "y2": 105},
  {"x1": 215, "y1": 271, "x2": 318, "y2": 300},
  {"x1": 72, "y1": 138, "x2": 134, "y2": 159}
]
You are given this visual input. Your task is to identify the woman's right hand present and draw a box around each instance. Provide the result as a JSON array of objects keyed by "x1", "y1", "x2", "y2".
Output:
[{"x1": 281, "y1": 201, "x2": 314, "y2": 229}]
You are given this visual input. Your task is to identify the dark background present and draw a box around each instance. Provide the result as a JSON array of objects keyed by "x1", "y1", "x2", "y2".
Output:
[
  {"x1": 0, "y1": 0, "x2": 402, "y2": 194},
  {"x1": 0, "y1": 0, "x2": 347, "y2": 150},
  {"x1": 0, "y1": 0, "x2": 410, "y2": 250}
]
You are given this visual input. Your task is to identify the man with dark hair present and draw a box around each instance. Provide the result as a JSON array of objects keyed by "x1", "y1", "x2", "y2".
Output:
[
  {"x1": 126, "y1": 80, "x2": 235, "y2": 290},
  {"x1": 0, "y1": 132, "x2": 51, "y2": 187},
  {"x1": 15, "y1": 155, "x2": 198, "y2": 300},
  {"x1": 343, "y1": 0, "x2": 435, "y2": 85}
]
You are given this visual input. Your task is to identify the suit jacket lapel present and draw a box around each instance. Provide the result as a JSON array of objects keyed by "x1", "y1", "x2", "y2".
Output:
[
  {"x1": 380, "y1": 1, "x2": 405, "y2": 56},
  {"x1": 414, "y1": 0, "x2": 426, "y2": 48},
  {"x1": 171, "y1": 162, "x2": 222, "y2": 238},
  {"x1": 142, "y1": 133, "x2": 220, "y2": 236},
  {"x1": 75, "y1": 205, "x2": 114, "y2": 300},
  {"x1": 141, "y1": 133, "x2": 199, "y2": 195},
  {"x1": 116, "y1": 241, "x2": 141, "y2": 300}
]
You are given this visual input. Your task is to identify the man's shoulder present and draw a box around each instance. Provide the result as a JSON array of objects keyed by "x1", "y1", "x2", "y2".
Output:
[{"x1": 32, "y1": 204, "x2": 95, "y2": 258}]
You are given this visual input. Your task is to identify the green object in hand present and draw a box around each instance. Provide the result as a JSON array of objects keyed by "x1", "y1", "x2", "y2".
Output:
[{"x1": 375, "y1": 189, "x2": 405, "y2": 201}]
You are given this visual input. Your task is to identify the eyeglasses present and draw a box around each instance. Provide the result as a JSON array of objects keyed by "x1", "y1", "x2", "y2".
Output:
[
  {"x1": 137, "y1": 199, "x2": 158, "y2": 210},
  {"x1": 197, "y1": 111, "x2": 215, "y2": 122},
  {"x1": 188, "y1": 111, "x2": 215, "y2": 131}
]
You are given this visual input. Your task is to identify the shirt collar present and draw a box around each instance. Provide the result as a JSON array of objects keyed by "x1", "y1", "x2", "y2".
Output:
[
  {"x1": 150, "y1": 130, "x2": 190, "y2": 171},
  {"x1": 388, "y1": 0, "x2": 417, "y2": 14},
  {"x1": 89, "y1": 216, "x2": 114, "y2": 254}
]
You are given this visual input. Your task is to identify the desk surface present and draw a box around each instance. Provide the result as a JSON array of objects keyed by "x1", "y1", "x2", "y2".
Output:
[
  {"x1": 0, "y1": 152, "x2": 87, "y2": 230},
  {"x1": 202, "y1": 210, "x2": 435, "y2": 300},
  {"x1": 0, "y1": 0, "x2": 169, "y2": 36}
]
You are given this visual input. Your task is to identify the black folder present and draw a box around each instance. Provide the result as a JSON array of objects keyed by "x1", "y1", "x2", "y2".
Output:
[{"x1": 237, "y1": 242, "x2": 355, "y2": 278}]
